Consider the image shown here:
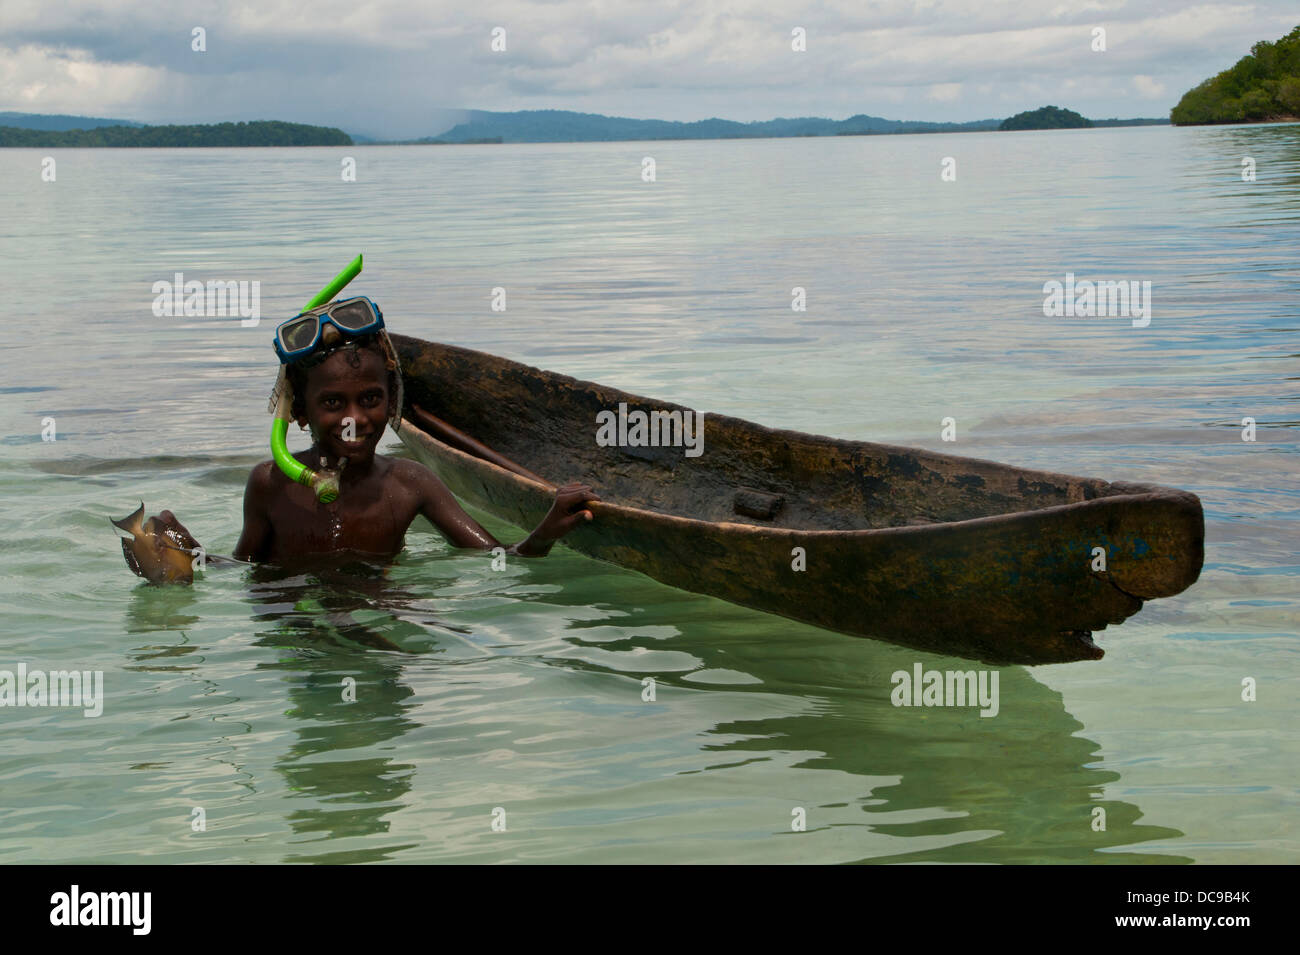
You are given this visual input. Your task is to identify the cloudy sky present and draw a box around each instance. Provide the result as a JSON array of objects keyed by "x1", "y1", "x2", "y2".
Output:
[{"x1": 2, "y1": 1, "x2": 1296, "y2": 139}]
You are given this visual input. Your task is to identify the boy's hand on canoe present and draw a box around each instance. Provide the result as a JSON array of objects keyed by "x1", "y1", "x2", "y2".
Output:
[{"x1": 512, "y1": 483, "x2": 599, "y2": 556}]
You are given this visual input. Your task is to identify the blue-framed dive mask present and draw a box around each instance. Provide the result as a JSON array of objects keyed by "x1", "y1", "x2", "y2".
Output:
[{"x1": 273, "y1": 296, "x2": 385, "y2": 364}]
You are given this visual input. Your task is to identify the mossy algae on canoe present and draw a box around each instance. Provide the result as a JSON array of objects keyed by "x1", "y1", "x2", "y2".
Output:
[{"x1": 392, "y1": 334, "x2": 1204, "y2": 665}]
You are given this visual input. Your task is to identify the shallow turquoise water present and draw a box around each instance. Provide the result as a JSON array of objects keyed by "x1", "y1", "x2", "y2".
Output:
[{"x1": 0, "y1": 126, "x2": 1296, "y2": 862}]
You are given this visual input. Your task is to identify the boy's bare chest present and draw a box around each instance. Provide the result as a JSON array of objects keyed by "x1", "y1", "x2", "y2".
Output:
[{"x1": 270, "y1": 481, "x2": 419, "y2": 557}]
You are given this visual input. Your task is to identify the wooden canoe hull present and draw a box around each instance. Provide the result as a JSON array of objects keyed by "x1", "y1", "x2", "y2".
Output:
[{"x1": 392, "y1": 335, "x2": 1204, "y2": 665}]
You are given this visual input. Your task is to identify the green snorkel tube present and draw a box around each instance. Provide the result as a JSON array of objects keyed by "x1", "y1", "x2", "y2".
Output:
[{"x1": 271, "y1": 254, "x2": 364, "y2": 504}]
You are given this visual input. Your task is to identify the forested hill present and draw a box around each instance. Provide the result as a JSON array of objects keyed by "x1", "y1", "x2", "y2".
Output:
[
  {"x1": 0, "y1": 120, "x2": 352, "y2": 147},
  {"x1": 0, "y1": 111, "x2": 141, "y2": 131},
  {"x1": 424, "y1": 109, "x2": 1004, "y2": 142},
  {"x1": 1000, "y1": 106, "x2": 1092, "y2": 130},
  {"x1": 1171, "y1": 25, "x2": 1300, "y2": 124}
]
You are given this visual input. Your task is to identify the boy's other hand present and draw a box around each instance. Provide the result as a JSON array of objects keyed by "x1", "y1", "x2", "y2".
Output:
[
  {"x1": 515, "y1": 483, "x2": 599, "y2": 556},
  {"x1": 542, "y1": 483, "x2": 599, "y2": 540}
]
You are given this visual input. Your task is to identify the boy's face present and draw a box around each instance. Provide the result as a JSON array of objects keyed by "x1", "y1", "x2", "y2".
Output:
[{"x1": 298, "y1": 347, "x2": 392, "y2": 465}]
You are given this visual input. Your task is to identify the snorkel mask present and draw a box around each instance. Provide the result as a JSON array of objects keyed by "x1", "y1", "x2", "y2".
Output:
[{"x1": 268, "y1": 255, "x2": 403, "y2": 503}]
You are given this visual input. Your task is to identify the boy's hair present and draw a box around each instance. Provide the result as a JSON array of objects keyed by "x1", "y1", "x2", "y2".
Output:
[{"x1": 287, "y1": 334, "x2": 401, "y2": 422}]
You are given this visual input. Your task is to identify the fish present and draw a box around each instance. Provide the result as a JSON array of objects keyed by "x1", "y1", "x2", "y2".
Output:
[{"x1": 110, "y1": 503, "x2": 197, "y2": 584}]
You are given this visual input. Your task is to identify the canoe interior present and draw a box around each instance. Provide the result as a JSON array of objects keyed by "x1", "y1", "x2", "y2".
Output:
[{"x1": 394, "y1": 335, "x2": 1131, "y2": 531}]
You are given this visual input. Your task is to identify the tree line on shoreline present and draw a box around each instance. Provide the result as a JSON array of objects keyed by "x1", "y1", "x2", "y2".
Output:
[
  {"x1": 1171, "y1": 25, "x2": 1300, "y2": 124},
  {"x1": 0, "y1": 120, "x2": 351, "y2": 147},
  {"x1": 0, "y1": 110, "x2": 1167, "y2": 147}
]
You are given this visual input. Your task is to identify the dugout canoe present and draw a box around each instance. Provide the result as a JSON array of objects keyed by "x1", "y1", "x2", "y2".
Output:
[{"x1": 391, "y1": 334, "x2": 1203, "y2": 665}]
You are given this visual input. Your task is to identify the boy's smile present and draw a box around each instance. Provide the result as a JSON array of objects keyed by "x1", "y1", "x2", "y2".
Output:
[{"x1": 298, "y1": 347, "x2": 393, "y2": 469}]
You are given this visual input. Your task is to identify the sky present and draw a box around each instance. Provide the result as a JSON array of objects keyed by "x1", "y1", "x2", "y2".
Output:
[{"x1": 1, "y1": 1, "x2": 1297, "y2": 139}]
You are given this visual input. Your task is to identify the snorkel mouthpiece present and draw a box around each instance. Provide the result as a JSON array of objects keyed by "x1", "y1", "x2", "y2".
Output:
[{"x1": 270, "y1": 254, "x2": 364, "y2": 503}]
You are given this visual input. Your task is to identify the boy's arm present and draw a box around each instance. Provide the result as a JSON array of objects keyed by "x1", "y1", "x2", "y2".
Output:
[
  {"x1": 408, "y1": 463, "x2": 597, "y2": 556},
  {"x1": 409, "y1": 462, "x2": 503, "y2": 549},
  {"x1": 233, "y1": 461, "x2": 275, "y2": 562}
]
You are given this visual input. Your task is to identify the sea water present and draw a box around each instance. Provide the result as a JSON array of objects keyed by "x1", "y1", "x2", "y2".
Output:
[{"x1": 0, "y1": 126, "x2": 1296, "y2": 863}]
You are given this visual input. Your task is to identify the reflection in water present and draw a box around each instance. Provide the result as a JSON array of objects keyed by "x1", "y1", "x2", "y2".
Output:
[
  {"x1": 123, "y1": 583, "x2": 200, "y2": 636},
  {"x1": 693, "y1": 673, "x2": 1189, "y2": 865},
  {"x1": 129, "y1": 545, "x2": 1190, "y2": 867},
  {"x1": 244, "y1": 563, "x2": 430, "y2": 863},
  {"x1": 539, "y1": 566, "x2": 1190, "y2": 864},
  {"x1": 116, "y1": 530, "x2": 1189, "y2": 863}
]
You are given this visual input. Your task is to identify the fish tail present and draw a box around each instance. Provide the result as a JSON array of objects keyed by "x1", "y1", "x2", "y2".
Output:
[{"x1": 110, "y1": 501, "x2": 146, "y2": 537}]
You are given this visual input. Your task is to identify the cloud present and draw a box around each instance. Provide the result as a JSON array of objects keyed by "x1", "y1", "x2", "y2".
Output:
[
  {"x1": 0, "y1": 1, "x2": 1295, "y2": 137},
  {"x1": 1133, "y1": 74, "x2": 1168, "y2": 97},
  {"x1": 0, "y1": 43, "x2": 169, "y2": 112}
]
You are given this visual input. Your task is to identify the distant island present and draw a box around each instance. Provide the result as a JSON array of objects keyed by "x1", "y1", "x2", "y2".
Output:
[
  {"x1": 0, "y1": 109, "x2": 1170, "y2": 148},
  {"x1": 420, "y1": 109, "x2": 1002, "y2": 142},
  {"x1": 404, "y1": 108, "x2": 1162, "y2": 143},
  {"x1": 1000, "y1": 106, "x2": 1092, "y2": 130},
  {"x1": 0, "y1": 111, "x2": 141, "y2": 132},
  {"x1": 1172, "y1": 24, "x2": 1300, "y2": 124},
  {"x1": 0, "y1": 120, "x2": 351, "y2": 147}
]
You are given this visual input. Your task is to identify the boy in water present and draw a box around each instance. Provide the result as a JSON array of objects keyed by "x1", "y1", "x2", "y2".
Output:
[{"x1": 157, "y1": 303, "x2": 597, "y2": 568}]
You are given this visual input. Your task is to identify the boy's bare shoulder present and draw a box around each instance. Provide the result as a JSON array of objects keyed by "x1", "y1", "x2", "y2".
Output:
[
  {"x1": 247, "y1": 458, "x2": 280, "y2": 492},
  {"x1": 383, "y1": 457, "x2": 461, "y2": 507},
  {"x1": 385, "y1": 456, "x2": 443, "y2": 488}
]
